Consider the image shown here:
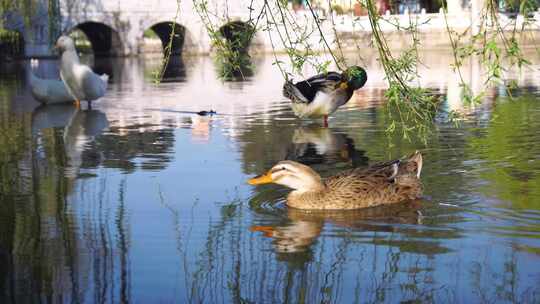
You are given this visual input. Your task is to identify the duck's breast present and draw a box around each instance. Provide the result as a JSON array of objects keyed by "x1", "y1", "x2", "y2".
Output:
[{"x1": 73, "y1": 65, "x2": 107, "y2": 101}]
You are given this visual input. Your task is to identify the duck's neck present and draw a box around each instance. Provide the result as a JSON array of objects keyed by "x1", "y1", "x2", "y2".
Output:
[
  {"x1": 287, "y1": 183, "x2": 328, "y2": 209},
  {"x1": 61, "y1": 50, "x2": 80, "y2": 69},
  {"x1": 345, "y1": 86, "x2": 357, "y2": 99},
  {"x1": 333, "y1": 87, "x2": 354, "y2": 109}
]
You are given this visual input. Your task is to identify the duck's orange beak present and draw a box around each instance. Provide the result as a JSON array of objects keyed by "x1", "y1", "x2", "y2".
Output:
[
  {"x1": 250, "y1": 225, "x2": 275, "y2": 237},
  {"x1": 247, "y1": 171, "x2": 274, "y2": 185}
]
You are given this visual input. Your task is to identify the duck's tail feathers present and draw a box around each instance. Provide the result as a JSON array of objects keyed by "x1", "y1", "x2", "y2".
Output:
[
  {"x1": 283, "y1": 80, "x2": 308, "y2": 103},
  {"x1": 282, "y1": 80, "x2": 295, "y2": 99},
  {"x1": 388, "y1": 162, "x2": 399, "y2": 180},
  {"x1": 100, "y1": 73, "x2": 109, "y2": 83},
  {"x1": 98, "y1": 74, "x2": 109, "y2": 94},
  {"x1": 403, "y1": 150, "x2": 422, "y2": 178},
  {"x1": 390, "y1": 151, "x2": 423, "y2": 187}
]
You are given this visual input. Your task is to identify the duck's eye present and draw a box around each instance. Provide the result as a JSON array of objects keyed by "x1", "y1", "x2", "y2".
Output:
[{"x1": 271, "y1": 166, "x2": 287, "y2": 174}]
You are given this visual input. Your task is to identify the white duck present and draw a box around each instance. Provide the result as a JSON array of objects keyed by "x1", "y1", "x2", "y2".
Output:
[
  {"x1": 29, "y1": 70, "x2": 74, "y2": 105},
  {"x1": 55, "y1": 36, "x2": 109, "y2": 108}
]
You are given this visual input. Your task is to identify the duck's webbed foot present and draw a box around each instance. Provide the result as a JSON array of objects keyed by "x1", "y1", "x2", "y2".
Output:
[{"x1": 74, "y1": 99, "x2": 81, "y2": 109}]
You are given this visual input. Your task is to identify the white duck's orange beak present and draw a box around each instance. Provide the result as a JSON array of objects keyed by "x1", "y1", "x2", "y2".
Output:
[{"x1": 247, "y1": 171, "x2": 274, "y2": 185}]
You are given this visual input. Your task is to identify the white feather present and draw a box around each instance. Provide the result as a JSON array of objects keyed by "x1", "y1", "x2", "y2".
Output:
[
  {"x1": 58, "y1": 36, "x2": 108, "y2": 103},
  {"x1": 291, "y1": 91, "x2": 343, "y2": 118},
  {"x1": 29, "y1": 71, "x2": 74, "y2": 104}
]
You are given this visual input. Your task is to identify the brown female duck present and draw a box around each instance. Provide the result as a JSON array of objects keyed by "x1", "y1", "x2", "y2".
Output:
[{"x1": 248, "y1": 151, "x2": 423, "y2": 210}]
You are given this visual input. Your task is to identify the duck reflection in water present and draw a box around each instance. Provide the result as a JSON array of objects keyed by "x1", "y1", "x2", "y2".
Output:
[
  {"x1": 32, "y1": 104, "x2": 109, "y2": 177},
  {"x1": 184, "y1": 114, "x2": 213, "y2": 143},
  {"x1": 251, "y1": 201, "x2": 423, "y2": 261},
  {"x1": 286, "y1": 125, "x2": 369, "y2": 168}
]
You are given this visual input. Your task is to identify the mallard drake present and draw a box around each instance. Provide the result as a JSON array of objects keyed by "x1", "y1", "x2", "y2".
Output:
[
  {"x1": 248, "y1": 151, "x2": 423, "y2": 210},
  {"x1": 282, "y1": 66, "x2": 367, "y2": 126},
  {"x1": 56, "y1": 36, "x2": 109, "y2": 108}
]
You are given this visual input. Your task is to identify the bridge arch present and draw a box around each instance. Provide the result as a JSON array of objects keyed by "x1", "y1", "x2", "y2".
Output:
[
  {"x1": 143, "y1": 22, "x2": 194, "y2": 56},
  {"x1": 68, "y1": 21, "x2": 123, "y2": 57},
  {"x1": 213, "y1": 21, "x2": 264, "y2": 79},
  {"x1": 218, "y1": 21, "x2": 260, "y2": 54}
]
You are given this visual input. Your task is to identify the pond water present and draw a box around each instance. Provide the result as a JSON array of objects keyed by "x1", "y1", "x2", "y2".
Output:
[{"x1": 1, "y1": 52, "x2": 540, "y2": 303}]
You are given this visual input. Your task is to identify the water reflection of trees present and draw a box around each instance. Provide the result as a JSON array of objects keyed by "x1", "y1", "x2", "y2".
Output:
[
  {"x1": 88, "y1": 124, "x2": 175, "y2": 173},
  {"x1": 0, "y1": 147, "x2": 132, "y2": 303},
  {"x1": 467, "y1": 96, "x2": 540, "y2": 209},
  {"x1": 174, "y1": 204, "x2": 415, "y2": 302},
  {"x1": 165, "y1": 193, "x2": 540, "y2": 303},
  {"x1": 0, "y1": 101, "x2": 167, "y2": 302}
]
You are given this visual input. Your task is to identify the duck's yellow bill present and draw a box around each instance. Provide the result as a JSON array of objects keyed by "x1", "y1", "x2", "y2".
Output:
[{"x1": 247, "y1": 172, "x2": 273, "y2": 185}]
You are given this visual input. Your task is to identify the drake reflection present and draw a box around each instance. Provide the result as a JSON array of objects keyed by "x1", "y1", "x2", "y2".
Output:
[{"x1": 286, "y1": 125, "x2": 369, "y2": 168}]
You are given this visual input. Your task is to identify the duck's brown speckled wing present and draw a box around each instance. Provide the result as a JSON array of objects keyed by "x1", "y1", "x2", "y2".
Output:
[
  {"x1": 321, "y1": 154, "x2": 422, "y2": 209},
  {"x1": 320, "y1": 172, "x2": 381, "y2": 209},
  {"x1": 328, "y1": 158, "x2": 399, "y2": 182},
  {"x1": 332, "y1": 151, "x2": 422, "y2": 183}
]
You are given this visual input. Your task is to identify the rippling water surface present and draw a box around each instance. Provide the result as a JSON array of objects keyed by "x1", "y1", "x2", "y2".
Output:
[{"x1": 1, "y1": 53, "x2": 540, "y2": 303}]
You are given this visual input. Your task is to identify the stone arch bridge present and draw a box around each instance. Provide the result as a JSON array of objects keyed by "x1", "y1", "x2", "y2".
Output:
[
  {"x1": 5, "y1": 0, "x2": 511, "y2": 59},
  {"x1": 4, "y1": 0, "x2": 273, "y2": 57}
]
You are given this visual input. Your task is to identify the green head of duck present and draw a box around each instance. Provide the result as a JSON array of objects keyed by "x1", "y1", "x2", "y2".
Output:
[{"x1": 344, "y1": 66, "x2": 368, "y2": 90}]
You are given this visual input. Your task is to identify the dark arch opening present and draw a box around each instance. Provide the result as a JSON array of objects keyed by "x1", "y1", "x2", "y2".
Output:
[
  {"x1": 68, "y1": 29, "x2": 93, "y2": 54},
  {"x1": 0, "y1": 30, "x2": 24, "y2": 60},
  {"x1": 71, "y1": 22, "x2": 122, "y2": 57},
  {"x1": 218, "y1": 21, "x2": 255, "y2": 54},
  {"x1": 147, "y1": 22, "x2": 186, "y2": 55},
  {"x1": 216, "y1": 21, "x2": 256, "y2": 80}
]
